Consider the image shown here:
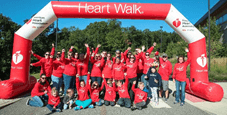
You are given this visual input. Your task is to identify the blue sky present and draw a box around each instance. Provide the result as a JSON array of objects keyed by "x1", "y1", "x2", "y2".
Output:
[{"x1": 1, "y1": 0, "x2": 219, "y2": 32}]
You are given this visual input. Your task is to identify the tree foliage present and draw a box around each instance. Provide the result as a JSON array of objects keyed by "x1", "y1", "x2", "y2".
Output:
[{"x1": 1, "y1": 14, "x2": 226, "y2": 80}]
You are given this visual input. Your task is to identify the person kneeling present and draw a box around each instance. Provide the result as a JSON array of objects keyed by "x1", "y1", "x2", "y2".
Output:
[
  {"x1": 46, "y1": 87, "x2": 63, "y2": 112},
  {"x1": 116, "y1": 76, "x2": 131, "y2": 108},
  {"x1": 131, "y1": 81, "x2": 147, "y2": 111},
  {"x1": 103, "y1": 78, "x2": 116, "y2": 106}
]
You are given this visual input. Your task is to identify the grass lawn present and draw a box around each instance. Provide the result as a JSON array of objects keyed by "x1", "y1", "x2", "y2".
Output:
[{"x1": 30, "y1": 73, "x2": 40, "y2": 80}]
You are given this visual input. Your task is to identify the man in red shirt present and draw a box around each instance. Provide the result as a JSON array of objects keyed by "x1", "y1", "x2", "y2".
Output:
[{"x1": 158, "y1": 53, "x2": 172, "y2": 102}]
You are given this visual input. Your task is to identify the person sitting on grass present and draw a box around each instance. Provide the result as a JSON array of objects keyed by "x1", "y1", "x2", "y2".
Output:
[
  {"x1": 46, "y1": 87, "x2": 63, "y2": 113},
  {"x1": 103, "y1": 77, "x2": 116, "y2": 106},
  {"x1": 131, "y1": 81, "x2": 147, "y2": 111},
  {"x1": 26, "y1": 74, "x2": 51, "y2": 107},
  {"x1": 74, "y1": 72, "x2": 94, "y2": 111},
  {"x1": 63, "y1": 89, "x2": 75, "y2": 110}
]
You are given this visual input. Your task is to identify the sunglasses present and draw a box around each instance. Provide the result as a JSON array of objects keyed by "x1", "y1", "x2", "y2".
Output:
[
  {"x1": 95, "y1": 56, "x2": 101, "y2": 57},
  {"x1": 45, "y1": 54, "x2": 50, "y2": 56},
  {"x1": 145, "y1": 54, "x2": 149, "y2": 56},
  {"x1": 41, "y1": 77, "x2": 46, "y2": 80},
  {"x1": 94, "y1": 85, "x2": 97, "y2": 87},
  {"x1": 163, "y1": 56, "x2": 167, "y2": 58},
  {"x1": 68, "y1": 55, "x2": 72, "y2": 56}
]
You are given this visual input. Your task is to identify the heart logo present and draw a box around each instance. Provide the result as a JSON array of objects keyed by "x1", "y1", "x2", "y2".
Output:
[
  {"x1": 173, "y1": 18, "x2": 181, "y2": 28},
  {"x1": 13, "y1": 51, "x2": 23, "y2": 65},
  {"x1": 196, "y1": 54, "x2": 207, "y2": 68}
]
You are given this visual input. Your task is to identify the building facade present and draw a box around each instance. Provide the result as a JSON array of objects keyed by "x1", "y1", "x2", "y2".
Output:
[{"x1": 195, "y1": 0, "x2": 227, "y2": 43}]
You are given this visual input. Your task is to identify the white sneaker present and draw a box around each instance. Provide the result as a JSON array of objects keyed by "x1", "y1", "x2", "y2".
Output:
[{"x1": 26, "y1": 99, "x2": 30, "y2": 106}]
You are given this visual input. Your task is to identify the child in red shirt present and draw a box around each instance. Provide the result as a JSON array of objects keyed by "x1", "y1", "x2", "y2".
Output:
[
  {"x1": 103, "y1": 77, "x2": 116, "y2": 106},
  {"x1": 89, "y1": 81, "x2": 104, "y2": 106},
  {"x1": 46, "y1": 87, "x2": 62, "y2": 112},
  {"x1": 131, "y1": 81, "x2": 147, "y2": 111}
]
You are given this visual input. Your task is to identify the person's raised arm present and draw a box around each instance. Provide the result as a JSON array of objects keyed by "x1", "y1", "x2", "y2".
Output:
[
  {"x1": 50, "y1": 43, "x2": 55, "y2": 56},
  {"x1": 132, "y1": 81, "x2": 137, "y2": 93},
  {"x1": 100, "y1": 53, "x2": 105, "y2": 67},
  {"x1": 69, "y1": 46, "x2": 74, "y2": 52},
  {"x1": 146, "y1": 42, "x2": 156, "y2": 54},
  {"x1": 85, "y1": 44, "x2": 90, "y2": 61},
  {"x1": 99, "y1": 79, "x2": 105, "y2": 91},
  {"x1": 31, "y1": 50, "x2": 43, "y2": 60},
  {"x1": 94, "y1": 44, "x2": 101, "y2": 55},
  {"x1": 76, "y1": 74, "x2": 80, "y2": 91},
  {"x1": 61, "y1": 49, "x2": 65, "y2": 62},
  {"x1": 31, "y1": 59, "x2": 43, "y2": 67},
  {"x1": 125, "y1": 75, "x2": 129, "y2": 86},
  {"x1": 185, "y1": 48, "x2": 191, "y2": 66}
]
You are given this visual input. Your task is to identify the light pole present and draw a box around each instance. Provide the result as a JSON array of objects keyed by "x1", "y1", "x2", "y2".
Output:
[
  {"x1": 160, "y1": 26, "x2": 163, "y2": 53},
  {"x1": 55, "y1": 0, "x2": 59, "y2": 53},
  {"x1": 208, "y1": 0, "x2": 211, "y2": 71}
]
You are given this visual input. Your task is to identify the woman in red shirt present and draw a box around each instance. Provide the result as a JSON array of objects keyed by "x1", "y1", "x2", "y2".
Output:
[
  {"x1": 62, "y1": 48, "x2": 77, "y2": 95},
  {"x1": 51, "y1": 49, "x2": 65, "y2": 92},
  {"x1": 102, "y1": 53, "x2": 113, "y2": 81},
  {"x1": 125, "y1": 50, "x2": 141, "y2": 102},
  {"x1": 26, "y1": 74, "x2": 51, "y2": 107},
  {"x1": 172, "y1": 48, "x2": 191, "y2": 106}
]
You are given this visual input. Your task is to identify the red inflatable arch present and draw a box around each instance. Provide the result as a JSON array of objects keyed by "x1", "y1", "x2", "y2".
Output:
[{"x1": 0, "y1": 1, "x2": 223, "y2": 101}]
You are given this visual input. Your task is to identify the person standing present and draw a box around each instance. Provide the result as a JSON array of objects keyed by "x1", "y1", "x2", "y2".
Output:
[
  {"x1": 145, "y1": 66, "x2": 162, "y2": 106},
  {"x1": 158, "y1": 53, "x2": 172, "y2": 102},
  {"x1": 62, "y1": 47, "x2": 77, "y2": 95},
  {"x1": 76, "y1": 44, "x2": 90, "y2": 84},
  {"x1": 51, "y1": 49, "x2": 65, "y2": 93},
  {"x1": 30, "y1": 43, "x2": 55, "y2": 84},
  {"x1": 173, "y1": 48, "x2": 191, "y2": 106}
]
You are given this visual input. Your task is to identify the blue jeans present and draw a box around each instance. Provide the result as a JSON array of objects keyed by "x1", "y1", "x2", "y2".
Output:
[
  {"x1": 46, "y1": 103, "x2": 63, "y2": 112},
  {"x1": 95, "y1": 99, "x2": 104, "y2": 106},
  {"x1": 75, "y1": 99, "x2": 92, "y2": 108},
  {"x1": 28, "y1": 94, "x2": 48, "y2": 107},
  {"x1": 64, "y1": 100, "x2": 74, "y2": 110},
  {"x1": 51, "y1": 75, "x2": 63, "y2": 92},
  {"x1": 117, "y1": 98, "x2": 131, "y2": 108},
  {"x1": 63, "y1": 74, "x2": 75, "y2": 95},
  {"x1": 79, "y1": 75, "x2": 87, "y2": 84},
  {"x1": 175, "y1": 80, "x2": 186, "y2": 103},
  {"x1": 91, "y1": 77, "x2": 102, "y2": 87},
  {"x1": 141, "y1": 74, "x2": 148, "y2": 87}
]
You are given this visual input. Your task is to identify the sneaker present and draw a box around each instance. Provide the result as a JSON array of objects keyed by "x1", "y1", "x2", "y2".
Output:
[
  {"x1": 88, "y1": 104, "x2": 94, "y2": 108},
  {"x1": 173, "y1": 101, "x2": 179, "y2": 104},
  {"x1": 155, "y1": 102, "x2": 159, "y2": 106},
  {"x1": 100, "y1": 99, "x2": 105, "y2": 103},
  {"x1": 74, "y1": 106, "x2": 81, "y2": 111},
  {"x1": 26, "y1": 99, "x2": 30, "y2": 106},
  {"x1": 131, "y1": 107, "x2": 136, "y2": 111},
  {"x1": 56, "y1": 109, "x2": 62, "y2": 112},
  {"x1": 180, "y1": 103, "x2": 184, "y2": 106},
  {"x1": 164, "y1": 98, "x2": 168, "y2": 102},
  {"x1": 138, "y1": 107, "x2": 142, "y2": 110}
]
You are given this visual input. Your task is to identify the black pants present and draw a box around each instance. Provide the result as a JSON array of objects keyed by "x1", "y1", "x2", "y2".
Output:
[
  {"x1": 128, "y1": 77, "x2": 138, "y2": 102},
  {"x1": 104, "y1": 101, "x2": 115, "y2": 106},
  {"x1": 117, "y1": 98, "x2": 131, "y2": 108}
]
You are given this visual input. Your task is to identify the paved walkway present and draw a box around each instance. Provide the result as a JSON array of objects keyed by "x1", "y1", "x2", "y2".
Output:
[{"x1": 0, "y1": 81, "x2": 226, "y2": 115}]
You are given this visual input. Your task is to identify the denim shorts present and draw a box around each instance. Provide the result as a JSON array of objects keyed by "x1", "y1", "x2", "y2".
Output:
[{"x1": 161, "y1": 80, "x2": 169, "y2": 91}]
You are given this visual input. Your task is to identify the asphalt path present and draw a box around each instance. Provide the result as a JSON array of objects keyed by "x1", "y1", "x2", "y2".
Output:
[{"x1": 0, "y1": 93, "x2": 211, "y2": 115}]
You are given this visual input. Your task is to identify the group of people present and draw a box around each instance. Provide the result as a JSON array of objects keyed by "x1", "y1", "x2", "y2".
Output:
[{"x1": 26, "y1": 42, "x2": 191, "y2": 113}]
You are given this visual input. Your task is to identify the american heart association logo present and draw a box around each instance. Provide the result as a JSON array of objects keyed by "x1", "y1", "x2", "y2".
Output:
[
  {"x1": 172, "y1": 18, "x2": 181, "y2": 28},
  {"x1": 13, "y1": 51, "x2": 23, "y2": 65},
  {"x1": 196, "y1": 54, "x2": 207, "y2": 68}
]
